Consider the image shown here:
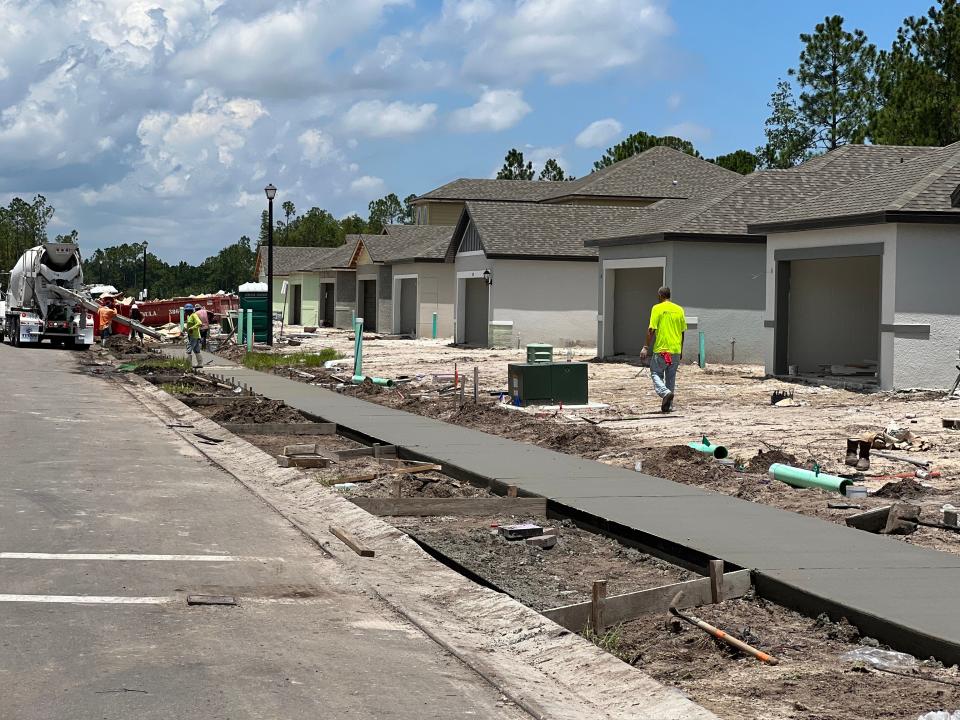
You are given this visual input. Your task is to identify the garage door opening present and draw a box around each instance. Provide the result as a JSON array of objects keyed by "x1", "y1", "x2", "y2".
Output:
[
  {"x1": 320, "y1": 283, "x2": 334, "y2": 327},
  {"x1": 777, "y1": 255, "x2": 881, "y2": 383},
  {"x1": 464, "y1": 278, "x2": 489, "y2": 346},
  {"x1": 612, "y1": 267, "x2": 664, "y2": 356},
  {"x1": 398, "y1": 278, "x2": 417, "y2": 336},
  {"x1": 359, "y1": 279, "x2": 377, "y2": 332}
]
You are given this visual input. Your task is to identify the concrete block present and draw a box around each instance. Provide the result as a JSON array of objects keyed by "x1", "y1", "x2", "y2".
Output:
[
  {"x1": 526, "y1": 534, "x2": 557, "y2": 549},
  {"x1": 499, "y1": 523, "x2": 543, "y2": 540}
]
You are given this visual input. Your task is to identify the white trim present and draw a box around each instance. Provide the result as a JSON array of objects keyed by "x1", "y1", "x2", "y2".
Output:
[
  {"x1": 602, "y1": 257, "x2": 666, "y2": 270},
  {"x1": 0, "y1": 552, "x2": 281, "y2": 562},
  {"x1": 393, "y1": 273, "x2": 418, "y2": 281},
  {"x1": 457, "y1": 250, "x2": 486, "y2": 258},
  {"x1": 0, "y1": 594, "x2": 173, "y2": 604},
  {"x1": 457, "y1": 270, "x2": 487, "y2": 279}
]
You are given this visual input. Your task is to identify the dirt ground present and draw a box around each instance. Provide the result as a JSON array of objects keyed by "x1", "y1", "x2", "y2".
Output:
[
  {"x1": 247, "y1": 327, "x2": 960, "y2": 556},
  {"x1": 149, "y1": 372, "x2": 959, "y2": 719}
]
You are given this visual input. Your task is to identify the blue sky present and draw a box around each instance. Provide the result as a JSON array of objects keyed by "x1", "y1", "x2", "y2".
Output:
[{"x1": 0, "y1": 0, "x2": 930, "y2": 263}]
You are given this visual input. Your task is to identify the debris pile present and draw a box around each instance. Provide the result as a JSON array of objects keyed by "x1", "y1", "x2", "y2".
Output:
[{"x1": 210, "y1": 399, "x2": 310, "y2": 424}]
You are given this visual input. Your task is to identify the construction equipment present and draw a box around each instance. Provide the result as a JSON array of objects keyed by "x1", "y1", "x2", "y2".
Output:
[
  {"x1": 669, "y1": 591, "x2": 778, "y2": 665},
  {"x1": 49, "y1": 285, "x2": 162, "y2": 340},
  {"x1": 3, "y1": 243, "x2": 94, "y2": 347}
]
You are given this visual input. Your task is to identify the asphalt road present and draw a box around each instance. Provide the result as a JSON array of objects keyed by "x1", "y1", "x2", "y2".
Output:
[{"x1": 0, "y1": 344, "x2": 527, "y2": 719}]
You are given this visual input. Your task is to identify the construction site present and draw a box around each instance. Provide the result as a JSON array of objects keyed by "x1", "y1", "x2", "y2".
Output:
[{"x1": 58, "y1": 310, "x2": 957, "y2": 720}]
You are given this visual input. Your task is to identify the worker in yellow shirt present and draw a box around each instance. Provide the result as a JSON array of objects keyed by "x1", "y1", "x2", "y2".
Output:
[
  {"x1": 184, "y1": 303, "x2": 203, "y2": 370},
  {"x1": 640, "y1": 287, "x2": 687, "y2": 413}
]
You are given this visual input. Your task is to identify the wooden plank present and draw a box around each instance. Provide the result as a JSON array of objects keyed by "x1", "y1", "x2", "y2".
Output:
[
  {"x1": 709, "y1": 559, "x2": 724, "y2": 604},
  {"x1": 334, "y1": 445, "x2": 397, "y2": 459},
  {"x1": 277, "y1": 455, "x2": 330, "y2": 468},
  {"x1": 337, "y1": 463, "x2": 442, "y2": 484},
  {"x1": 348, "y1": 497, "x2": 547, "y2": 517},
  {"x1": 329, "y1": 525, "x2": 374, "y2": 557},
  {"x1": 219, "y1": 422, "x2": 336, "y2": 435},
  {"x1": 542, "y1": 569, "x2": 752, "y2": 632},
  {"x1": 590, "y1": 580, "x2": 607, "y2": 632}
]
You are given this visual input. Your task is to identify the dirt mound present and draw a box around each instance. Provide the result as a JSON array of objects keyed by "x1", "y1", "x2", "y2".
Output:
[
  {"x1": 640, "y1": 445, "x2": 729, "y2": 487},
  {"x1": 539, "y1": 424, "x2": 616, "y2": 454},
  {"x1": 105, "y1": 335, "x2": 145, "y2": 356},
  {"x1": 211, "y1": 399, "x2": 309, "y2": 424},
  {"x1": 873, "y1": 477, "x2": 932, "y2": 500},
  {"x1": 747, "y1": 449, "x2": 799, "y2": 473}
]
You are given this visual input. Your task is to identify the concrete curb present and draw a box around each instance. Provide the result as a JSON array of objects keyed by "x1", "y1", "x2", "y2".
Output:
[{"x1": 116, "y1": 371, "x2": 717, "y2": 720}]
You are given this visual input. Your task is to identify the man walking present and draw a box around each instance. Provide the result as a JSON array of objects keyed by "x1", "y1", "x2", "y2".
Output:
[
  {"x1": 184, "y1": 303, "x2": 203, "y2": 370},
  {"x1": 640, "y1": 287, "x2": 687, "y2": 413}
]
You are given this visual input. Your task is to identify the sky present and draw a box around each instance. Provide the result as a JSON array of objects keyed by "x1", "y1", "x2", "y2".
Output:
[{"x1": 0, "y1": 0, "x2": 931, "y2": 263}]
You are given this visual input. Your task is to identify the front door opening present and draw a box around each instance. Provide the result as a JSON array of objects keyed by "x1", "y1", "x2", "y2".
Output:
[
  {"x1": 612, "y1": 267, "x2": 664, "y2": 356},
  {"x1": 464, "y1": 278, "x2": 489, "y2": 346},
  {"x1": 399, "y1": 278, "x2": 417, "y2": 336},
  {"x1": 291, "y1": 284, "x2": 302, "y2": 325},
  {"x1": 360, "y1": 279, "x2": 377, "y2": 332},
  {"x1": 321, "y1": 283, "x2": 334, "y2": 327}
]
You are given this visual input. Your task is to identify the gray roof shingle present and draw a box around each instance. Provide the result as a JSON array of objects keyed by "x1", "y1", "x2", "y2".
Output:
[
  {"x1": 257, "y1": 245, "x2": 344, "y2": 275},
  {"x1": 751, "y1": 142, "x2": 960, "y2": 231},
  {"x1": 416, "y1": 146, "x2": 740, "y2": 204},
  {"x1": 306, "y1": 241, "x2": 357, "y2": 271},
  {"x1": 462, "y1": 202, "x2": 649, "y2": 258},
  {"x1": 380, "y1": 224, "x2": 456, "y2": 262}
]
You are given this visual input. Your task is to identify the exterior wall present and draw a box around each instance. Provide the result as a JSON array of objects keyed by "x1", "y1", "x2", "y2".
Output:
[
  {"x1": 334, "y1": 270, "x2": 356, "y2": 329},
  {"x1": 282, "y1": 272, "x2": 320, "y2": 326},
  {"x1": 490, "y1": 258, "x2": 598, "y2": 347},
  {"x1": 894, "y1": 224, "x2": 960, "y2": 389},
  {"x1": 392, "y1": 261, "x2": 455, "y2": 338},
  {"x1": 671, "y1": 242, "x2": 766, "y2": 364},
  {"x1": 764, "y1": 225, "x2": 897, "y2": 389},
  {"x1": 419, "y1": 201, "x2": 464, "y2": 226}
]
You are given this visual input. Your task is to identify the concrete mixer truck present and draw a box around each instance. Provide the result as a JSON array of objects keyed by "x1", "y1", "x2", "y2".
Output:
[{"x1": 3, "y1": 242, "x2": 95, "y2": 347}]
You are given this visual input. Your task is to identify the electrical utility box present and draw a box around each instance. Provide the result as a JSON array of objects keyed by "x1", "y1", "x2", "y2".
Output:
[{"x1": 507, "y1": 362, "x2": 588, "y2": 406}]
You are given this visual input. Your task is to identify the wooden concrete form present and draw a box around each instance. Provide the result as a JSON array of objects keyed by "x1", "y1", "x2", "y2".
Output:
[
  {"x1": 277, "y1": 455, "x2": 330, "y2": 468},
  {"x1": 544, "y1": 570, "x2": 752, "y2": 632},
  {"x1": 180, "y1": 396, "x2": 259, "y2": 407},
  {"x1": 349, "y1": 497, "x2": 547, "y2": 517},
  {"x1": 335, "y1": 445, "x2": 398, "y2": 459},
  {"x1": 219, "y1": 422, "x2": 336, "y2": 435}
]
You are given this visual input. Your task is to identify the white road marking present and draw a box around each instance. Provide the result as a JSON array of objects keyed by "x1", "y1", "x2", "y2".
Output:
[
  {"x1": 0, "y1": 553, "x2": 284, "y2": 562},
  {"x1": 0, "y1": 594, "x2": 172, "y2": 604}
]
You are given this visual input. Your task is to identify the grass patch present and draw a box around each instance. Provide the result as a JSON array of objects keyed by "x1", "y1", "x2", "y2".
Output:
[
  {"x1": 242, "y1": 349, "x2": 340, "y2": 370},
  {"x1": 134, "y1": 357, "x2": 192, "y2": 372},
  {"x1": 160, "y1": 382, "x2": 198, "y2": 395},
  {"x1": 583, "y1": 624, "x2": 635, "y2": 664}
]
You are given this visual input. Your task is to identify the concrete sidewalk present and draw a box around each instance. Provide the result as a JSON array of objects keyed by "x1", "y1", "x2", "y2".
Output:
[
  {"x1": 0, "y1": 344, "x2": 529, "y2": 720},
  {"x1": 193, "y1": 349, "x2": 960, "y2": 664}
]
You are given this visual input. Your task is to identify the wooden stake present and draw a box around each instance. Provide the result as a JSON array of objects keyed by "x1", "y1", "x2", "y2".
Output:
[
  {"x1": 591, "y1": 580, "x2": 607, "y2": 632},
  {"x1": 329, "y1": 525, "x2": 374, "y2": 557},
  {"x1": 709, "y1": 559, "x2": 724, "y2": 603},
  {"x1": 473, "y1": 366, "x2": 479, "y2": 403},
  {"x1": 506, "y1": 485, "x2": 518, "y2": 498},
  {"x1": 392, "y1": 479, "x2": 402, "y2": 498}
]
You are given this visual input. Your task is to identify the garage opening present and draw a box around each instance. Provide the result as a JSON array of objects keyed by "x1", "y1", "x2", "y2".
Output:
[
  {"x1": 290, "y1": 284, "x2": 302, "y2": 325},
  {"x1": 320, "y1": 283, "x2": 335, "y2": 327},
  {"x1": 464, "y1": 278, "x2": 489, "y2": 346},
  {"x1": 399, "y1": 278, "x2": 417, "y2": 336},
  {"x1": 359, "y1": 279, "x2": 377, "y2": 332},
  {"x1": 612, "y1": 267, "x2": 664, "y2": 355},
  {"x1": 779, "y1": 255, "x2": 881, "y2": 383}
]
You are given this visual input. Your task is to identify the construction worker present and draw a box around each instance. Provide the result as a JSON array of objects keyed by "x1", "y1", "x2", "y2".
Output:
[
  {"x1": 130, "y1": 303, "x2": 144, "y2": 344},
  {"x1": 97, "y1": 298, "x2": 118, "y2": 347},
  {"x1": 184, "y1": 303, "x2": 203, "y2": 370},
  {"x1": 640, "y1": 286, "x2": 687, "y2": 413},
  {"x1": 195, "y1": 303, "x2": 210, "y2": 350}
]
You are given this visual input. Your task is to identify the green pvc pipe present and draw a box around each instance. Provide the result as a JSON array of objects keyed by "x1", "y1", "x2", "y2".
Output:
[
  {"x1": 698, "y1": 331, "x2": 706, "y2": 369},
  {"x1": 351, "y1": 374, "x2": 394, "y2": 387},
  {"x1": 432, "y1": 312, "x2": 438, "y2": 339},
  {"x1": 246, "y1": 309, "x2": 253, "y2": 351},
  {"x1": 353, "y1": 318, "x2": 363, "y2": 376},
  {"x1": 689, "y1": 440, "x2": 728, "y2": 460},
  {"x1": 769, "y1": 463, "x2": 852, "y2": 494},
  {"x1": 236, "y1": 311, "x2": 244, "y2": 344},
  {"x1": 179, "y1": 307, "x2": 185, "y2": 332}
]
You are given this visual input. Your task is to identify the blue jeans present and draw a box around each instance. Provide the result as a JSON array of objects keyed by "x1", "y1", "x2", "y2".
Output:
[
  {"x1": 186, "y1": 336, "x2": 202, "y2": 359},
  {"x1": 650, "y1": 353, "x2": 678, "y2": 398}
]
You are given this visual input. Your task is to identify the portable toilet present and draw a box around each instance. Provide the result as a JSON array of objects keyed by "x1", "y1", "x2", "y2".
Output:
[{"x1": 237, "y1": 282, "x2": 270, "y2": 343}]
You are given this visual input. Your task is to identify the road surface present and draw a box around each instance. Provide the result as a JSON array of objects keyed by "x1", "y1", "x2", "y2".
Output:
[{"x1": 0, "y1": 344, "x2": 527, "y2": 719}]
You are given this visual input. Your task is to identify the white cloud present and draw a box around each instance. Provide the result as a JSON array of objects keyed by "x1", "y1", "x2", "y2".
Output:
[
  {"x1": 350, "y1": 175, "x2": 386, "y2": 194},
  {"x1": 449, "y1": 89, "x2": 531, "y2": 132},
  {"x1": 342, "y1": 100, "x2": 438, "y2": 137},
  {"x1": 449, "y1": 0, "x2": 674, "y2": 84},
  {"x1": 666, "y1": 93, "x2": 682, "y2": 111},
  {"x1": 575, "y1": 118, "x2": 623, "y2": 148},
  {"x1": 298, "y1": 129, "x2": 337, "y2": 165},
  {"x1": 524, "y1": 145, "x2": 568, "y2": 176},
  {"x1": 662, "y1": 121, "x2": 712, "y2": 143}
]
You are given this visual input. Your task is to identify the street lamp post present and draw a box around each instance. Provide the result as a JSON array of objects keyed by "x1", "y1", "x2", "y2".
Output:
[
  {"x1": 142, "y1": 242, "x2": 148, "y2": 299},
  {"x1": 264, "y1": 184, "x2": 277, "y2": 346}
]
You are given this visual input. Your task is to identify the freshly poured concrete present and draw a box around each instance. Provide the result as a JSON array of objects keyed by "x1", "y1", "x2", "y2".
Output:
[{"x1": 185, "y1": 350, "x2": 960, "y2": 663}]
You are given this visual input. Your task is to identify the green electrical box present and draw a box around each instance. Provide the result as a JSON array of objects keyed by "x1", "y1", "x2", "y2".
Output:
[
  {"x1": 507, "y1": 362, "x2": 588, "y2": 406},
  {"x1": 238, "y1": 290, "x2": 270, "y2": 343},
  {"x1": 551, "y1": 362, "x2": 589, "y2": 405}
]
